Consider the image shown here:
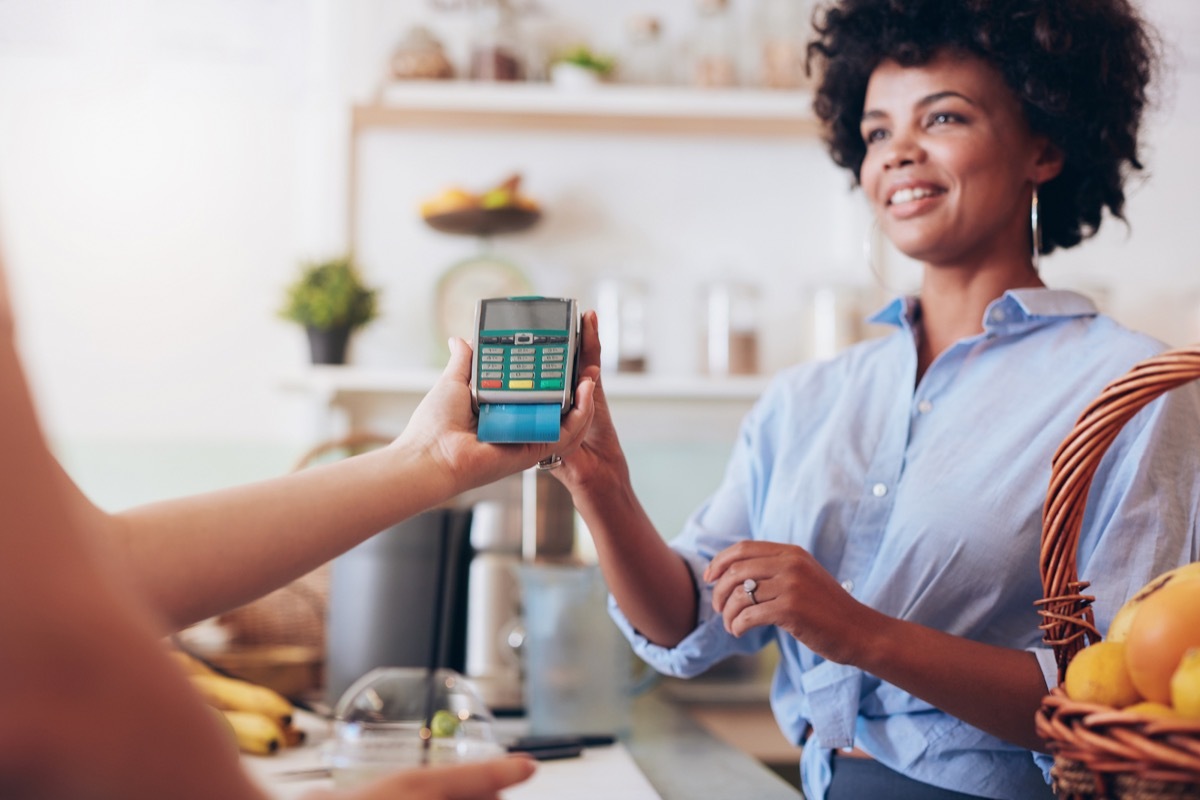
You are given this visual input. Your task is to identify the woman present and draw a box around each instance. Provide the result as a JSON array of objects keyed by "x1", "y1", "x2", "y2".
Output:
[
  {"x1": 0, "y1": 257, "x2": 596, "y2": 798},
  {"x1": 553, "y1": 1, "x2": 1200, "y2": 798}
]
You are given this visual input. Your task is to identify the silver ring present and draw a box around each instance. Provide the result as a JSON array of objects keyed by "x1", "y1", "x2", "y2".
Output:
[
  {"x1": 536, "y1": 454, "x2": 562, "y2": 471},
  {"x1": 743, "y1": 578, "x2": 758, "y2": 604}
]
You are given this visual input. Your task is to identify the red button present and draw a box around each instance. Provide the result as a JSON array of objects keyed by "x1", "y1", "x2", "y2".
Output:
[{"x1": 481, "y1": 380, "x2": 502, "y2": 388}]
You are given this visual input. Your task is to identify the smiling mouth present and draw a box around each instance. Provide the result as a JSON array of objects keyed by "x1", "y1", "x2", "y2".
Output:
[{"x1": 888, "y1": 186, "x2": 945, "y2": 206}]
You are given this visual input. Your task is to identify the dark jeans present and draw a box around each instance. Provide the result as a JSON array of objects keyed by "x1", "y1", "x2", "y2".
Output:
[{"x1": 826, "y1": 754, "x2": 1044, "y2": 800}]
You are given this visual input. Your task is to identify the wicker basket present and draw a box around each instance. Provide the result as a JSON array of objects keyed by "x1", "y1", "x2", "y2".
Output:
[{"x1": 1036, "y1": 346, "x2": 1200, "y2": 799}]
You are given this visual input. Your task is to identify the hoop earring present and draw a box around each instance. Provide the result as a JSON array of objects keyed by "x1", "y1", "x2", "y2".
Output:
[
  {"x1": 1031, "y1": 184, "x2": 1042, "y2": 272},
  {"x1": 864, "y1": 218, "x2": 886, "y2": 287}
]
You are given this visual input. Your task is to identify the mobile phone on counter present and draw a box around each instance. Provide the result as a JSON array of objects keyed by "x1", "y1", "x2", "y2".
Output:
[{"x1": 470, "y1": 297, "x2": 581, "y2": 443}]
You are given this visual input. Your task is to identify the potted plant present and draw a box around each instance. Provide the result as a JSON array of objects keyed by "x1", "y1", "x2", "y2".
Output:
[
  {"x1": 279, "y1": 255, "x2": 379, "y2": 365},
  {"x1": 549, "y1": 44, "x2": 616, "y2": 90}
]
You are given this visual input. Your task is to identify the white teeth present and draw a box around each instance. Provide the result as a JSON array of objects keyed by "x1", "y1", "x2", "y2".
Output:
[{"x1": 889, "y1": 186, "x2": 938, "y2": 205}]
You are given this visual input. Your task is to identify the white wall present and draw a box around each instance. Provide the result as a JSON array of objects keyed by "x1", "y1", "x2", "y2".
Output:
[{"x1": 1, "y1": 0, "x2": 1198, "y2": 515}]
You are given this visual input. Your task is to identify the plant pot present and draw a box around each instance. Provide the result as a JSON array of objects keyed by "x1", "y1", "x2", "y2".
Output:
[{"x1": 306, "y1": 325, "x2": 351, "y2": 365}]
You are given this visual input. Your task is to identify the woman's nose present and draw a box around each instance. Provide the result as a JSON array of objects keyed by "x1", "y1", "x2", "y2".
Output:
[{"x1": 882, "y1": 132, "x2": 924, "y2": 170}]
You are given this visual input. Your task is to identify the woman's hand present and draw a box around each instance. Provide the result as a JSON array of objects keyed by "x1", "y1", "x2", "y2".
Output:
[
  {"x1": 704, "y1": 540, "x2": 875, "y2": 665},
  {"x1": 549, "y1": 310, "x2": 631, "y2": 496},
  {"x1": 397, "y1": 335, "x2": 596, "y2": 492},
  {"x1": 307, "y1": 756, "x2": 536, "y2": 800}
]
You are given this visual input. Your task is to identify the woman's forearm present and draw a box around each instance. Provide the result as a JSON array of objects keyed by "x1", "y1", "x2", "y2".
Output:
[
  {"x1": 107, "y1": 443, "x2": 457, "y2": 630},
  {"x1": 853, "y1": 609, "x2": 1050, "y2": 751},
  {"x1": 575, "y1": 482, "x2": 698, "y2": 647}
]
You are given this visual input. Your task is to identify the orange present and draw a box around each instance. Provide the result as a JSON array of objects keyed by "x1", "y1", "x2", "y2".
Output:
[{"x1": 1125, "y1": 578, "x2": 1200, "y2": 703}]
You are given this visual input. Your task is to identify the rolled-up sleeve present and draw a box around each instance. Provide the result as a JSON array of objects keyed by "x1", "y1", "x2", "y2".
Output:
[{"x1": 608, "y1": 546, "x2": 769, "y2": 677}]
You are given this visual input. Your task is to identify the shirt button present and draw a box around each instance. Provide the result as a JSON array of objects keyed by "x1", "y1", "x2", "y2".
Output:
[
  {"x1": 841, "y1": 579, "x2": 855, "y2": 593},
  {"x1": 917, "y1": 399, "x2": 933, "y2": 414},
  {"x1": 872, "y1": 483, "x2": 888, "y2": 497},
  {"x1": 990, "y1": 308, "x2": 1007, "y2": 322}
]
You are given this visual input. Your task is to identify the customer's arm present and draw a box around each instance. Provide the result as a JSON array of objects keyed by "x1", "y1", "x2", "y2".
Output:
[
  {"x1": 57, "y1": 336, "x2": 595, "y2": 631},
  {"x1": 0, "y1": 312, "x2": 274, "y2": 799}
]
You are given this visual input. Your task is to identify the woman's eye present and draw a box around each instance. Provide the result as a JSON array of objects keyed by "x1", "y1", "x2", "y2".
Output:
[
  {"x1": 863, "y1": 128, "x2": 889, "y2": 145},
  {"x1": 928, "y1": 112, "x2": 962, "y2": 127}
]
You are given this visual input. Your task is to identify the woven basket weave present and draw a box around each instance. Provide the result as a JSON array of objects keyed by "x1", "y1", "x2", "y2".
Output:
[{"x1": 1035, "y1": 345, "x2": 1200, "y2": 799}]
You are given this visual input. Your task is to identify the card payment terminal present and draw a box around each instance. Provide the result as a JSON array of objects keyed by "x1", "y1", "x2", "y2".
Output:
[{"x1": 471, "y1": 297, "x2": 581, "y2": 443}]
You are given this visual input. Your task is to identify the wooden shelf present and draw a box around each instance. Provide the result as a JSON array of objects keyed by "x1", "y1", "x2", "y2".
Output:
[{"x1": 357, "y1": 81, "x2": 819, "y2": 137}]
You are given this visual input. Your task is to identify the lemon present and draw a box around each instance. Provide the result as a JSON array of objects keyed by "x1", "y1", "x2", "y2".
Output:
[
  {"x1": 1064, "y1": 641, "x2": 1142, "y2": 708},
  {"x1": 1170, "y1": 647, "x2": 1200, "y2": 719}
]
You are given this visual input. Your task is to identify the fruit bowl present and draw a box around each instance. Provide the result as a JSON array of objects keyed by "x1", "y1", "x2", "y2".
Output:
[{"x1": 423, "y1": 206, "x2": 541, "y2": 238}]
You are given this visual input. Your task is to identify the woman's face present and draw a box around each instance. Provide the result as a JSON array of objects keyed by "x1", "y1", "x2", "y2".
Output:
[{"x1": 858, "y1": 50, "x2": 1057, "y2": 270}]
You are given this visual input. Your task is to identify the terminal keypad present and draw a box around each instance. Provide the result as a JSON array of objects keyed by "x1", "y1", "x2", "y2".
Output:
[{"x1": 477, "y1": 335, "x2": 569, "y2": 390}]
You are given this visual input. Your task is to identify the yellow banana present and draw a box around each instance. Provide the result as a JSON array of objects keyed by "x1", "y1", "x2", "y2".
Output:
[
  {"x1": 168, "y1": 649, "x2": 217, "y2": 677},
  {"x1": 282, "y1": 723, "x2": 307, "y2": 748},
  {"x1": 221, "y1": 710, "x2": 284, "y2": 756},
  {"x1": 190, "y1": 673, "x2": 293, "y2": 727}
]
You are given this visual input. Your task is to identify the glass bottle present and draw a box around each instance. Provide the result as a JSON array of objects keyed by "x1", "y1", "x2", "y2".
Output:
[
  {"x1": 690, "y1": 0, "x2": 739, "y2": 89},
  {"x1": 620, "y1": 14, "x2": 669, "y2": 86},
  {"x1": 468, "y1": 0, "x2": 526, "y2": 82}
]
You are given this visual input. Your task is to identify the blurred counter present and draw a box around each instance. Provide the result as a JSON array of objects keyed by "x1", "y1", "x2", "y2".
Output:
[{"x1": 242, "y1": 686, "x2": 800, "y2": 799}]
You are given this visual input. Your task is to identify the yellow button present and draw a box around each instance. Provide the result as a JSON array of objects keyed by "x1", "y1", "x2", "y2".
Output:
[{"x1": 507, "y1": 380, "x2": 534, "y2": 389}]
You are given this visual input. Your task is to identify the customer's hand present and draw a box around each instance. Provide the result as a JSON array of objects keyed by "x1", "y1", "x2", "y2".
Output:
[
  {"x1": 305, "y1": 756, "x2": 536, "y2": 800},
  {"x1": 398, "y1": 333, "x2": 595, "y2": 491}
]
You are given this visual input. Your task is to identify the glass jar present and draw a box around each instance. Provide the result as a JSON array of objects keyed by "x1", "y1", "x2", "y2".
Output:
[
  {"x1": 702, "y1": 280, "x2": 760, "y2": 376},
  {"x1": 468, "y1": 0, "x2": 526, "y2": 82},
  {"x1": 595, "y1": 277, "x2": 649, "y2": 373},
  {"x1": 690, "y1": 0, "x2": 738, "y2": 89},
  {"x1": 621, "y1": 14, "x2": 669, "y2": 86},
  {"x1": 800, "y1": 282, "x2": 865, "y2": 361},
  {"x1": 328, "y1": 668, "x2": 503, "y2": 787}
]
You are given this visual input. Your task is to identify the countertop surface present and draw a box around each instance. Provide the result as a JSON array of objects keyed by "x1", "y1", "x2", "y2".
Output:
[{"x1": 242, "y1": 687, "x2": 802, "y2": 800}]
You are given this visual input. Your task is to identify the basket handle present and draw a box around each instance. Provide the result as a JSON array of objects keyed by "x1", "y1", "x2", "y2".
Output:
[
  {"x1": 1037, "y1": 345, "x2": 1200, "y2": 684},
  {"x1": 289, "y1": 430, "x2": 395, "y2": 473}
]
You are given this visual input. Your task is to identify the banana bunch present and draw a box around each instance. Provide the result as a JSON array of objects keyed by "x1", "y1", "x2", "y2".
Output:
[{"x1": 171, "y1": 650, "x2": 306, "y2": 756}]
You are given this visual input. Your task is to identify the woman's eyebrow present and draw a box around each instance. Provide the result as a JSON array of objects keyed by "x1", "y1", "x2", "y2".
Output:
[{"x1": 862, "y1": 89, "x2": 977, "y2": 123}]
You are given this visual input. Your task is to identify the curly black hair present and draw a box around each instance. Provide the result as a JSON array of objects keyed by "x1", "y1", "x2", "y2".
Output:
[{"x1": 806, "y1": 0, "x2": 1159, "y2": 255}]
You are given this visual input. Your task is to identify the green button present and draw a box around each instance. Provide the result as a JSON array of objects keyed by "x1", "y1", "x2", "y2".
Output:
[{"x1": 539, "y1": 379, "x2": 564, "y2": 390}]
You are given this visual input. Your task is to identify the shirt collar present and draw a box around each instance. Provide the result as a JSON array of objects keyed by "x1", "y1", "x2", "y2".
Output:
[{"x1": 868, "y1": 288, "x2": 1099, "y2": 335}]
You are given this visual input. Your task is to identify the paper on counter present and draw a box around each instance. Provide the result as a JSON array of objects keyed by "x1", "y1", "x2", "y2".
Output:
[{"x1": 504, "y1": 743, "x2": 661, "y2": 800}]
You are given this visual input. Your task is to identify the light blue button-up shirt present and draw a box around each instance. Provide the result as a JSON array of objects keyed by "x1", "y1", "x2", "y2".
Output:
[{"x1": 611, "y1": 289, "x2": 1200, "y2": 800}]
